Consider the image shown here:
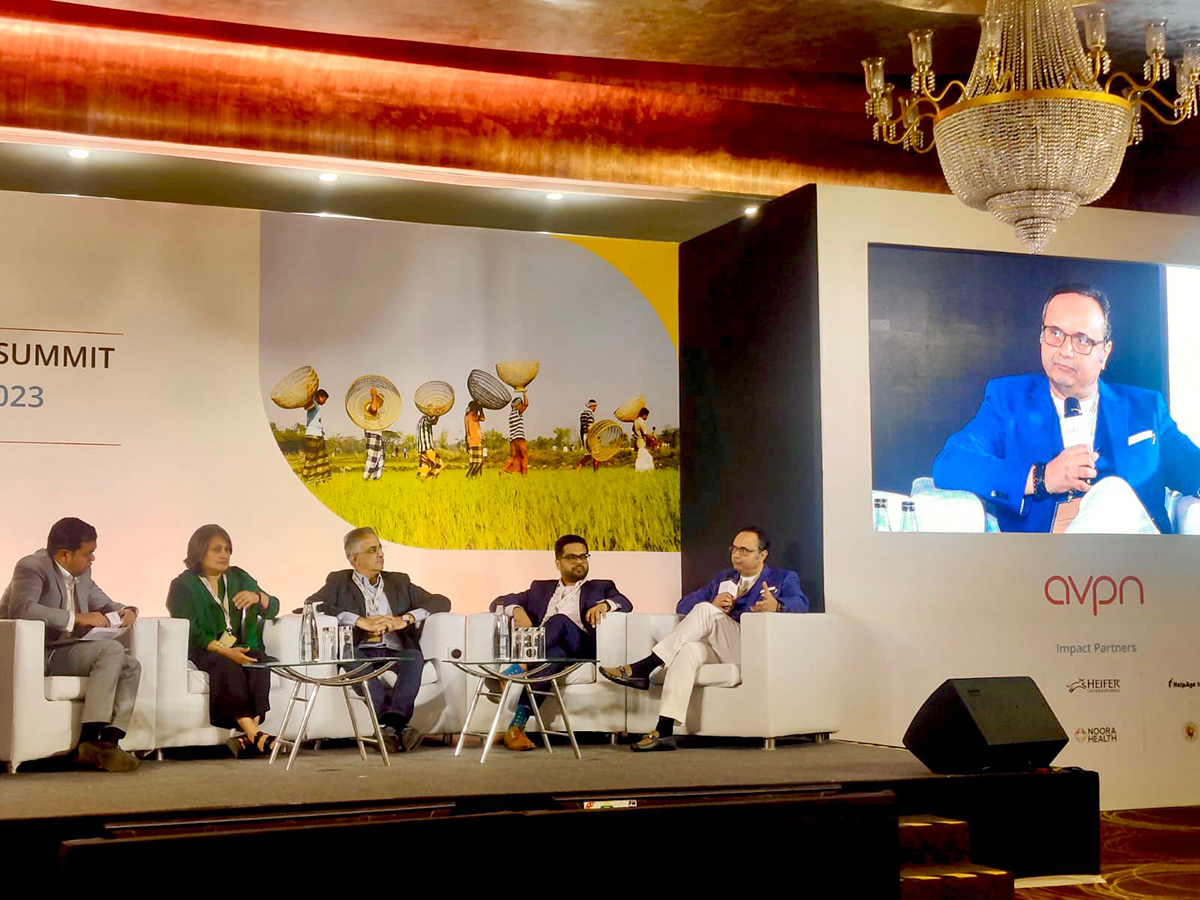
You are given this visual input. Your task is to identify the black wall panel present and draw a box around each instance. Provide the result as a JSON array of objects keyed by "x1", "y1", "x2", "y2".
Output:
[{"x1": 679, "y1": 184, "x2": 824, "y2": 610}]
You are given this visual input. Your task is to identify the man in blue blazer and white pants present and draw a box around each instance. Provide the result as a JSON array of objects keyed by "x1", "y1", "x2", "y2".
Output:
[
  {"x1": 490, "y1": 533, "x2": 631, "y2": 750},
  {"x1": 602, "y1": 527, "x2": 808, "y2": 751},
  {"x1": 932, "y1": 284, "x2": 1200, "y2": 533}
]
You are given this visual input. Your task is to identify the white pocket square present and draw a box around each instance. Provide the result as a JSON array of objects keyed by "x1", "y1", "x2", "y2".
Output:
[{"x1": 1128, "y1": 430, "x2": 1155, "y2": 446}]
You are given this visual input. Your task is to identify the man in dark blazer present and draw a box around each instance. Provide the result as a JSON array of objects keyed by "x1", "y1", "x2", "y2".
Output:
[
  {"x1": 488, "y1": 533, "x2": 632, "y2": 750},
  {"x1": 305, "y1": 527, "x2": 451, "y2": 753},
  {"x1": 932, "y1": 285, "x2": 1200, "y2": 533},
  {"x1": 0, "y1": 517, "x2": 141, "y2": 771}
]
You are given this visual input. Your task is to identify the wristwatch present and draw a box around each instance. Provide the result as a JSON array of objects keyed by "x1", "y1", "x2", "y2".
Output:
[
  {"x1": 1032, "y1": 462, "x2": 1049, "y2": 499},
  {"x1": 402, "y1": 613, "x2": 416, "y2": 627}
]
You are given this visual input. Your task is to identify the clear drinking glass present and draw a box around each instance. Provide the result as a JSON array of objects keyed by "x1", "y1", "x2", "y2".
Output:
[
  {"x1": 319, "y1": 624, "x2": 335, "y2": 661},
  {"x1": 338, "y1": 625, "x2": 355, "y2": 660},
  {"x1": 535, "y1": 626, "x2": 547, "y2": 659}
]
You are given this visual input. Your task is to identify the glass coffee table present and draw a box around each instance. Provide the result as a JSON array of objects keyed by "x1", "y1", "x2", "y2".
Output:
[
  {"x1": 449, "y1": 658, "x2": 595, "y2": 763},
  {"x1": 248, "y1": 655, "x2": 415, "y2": 770}
]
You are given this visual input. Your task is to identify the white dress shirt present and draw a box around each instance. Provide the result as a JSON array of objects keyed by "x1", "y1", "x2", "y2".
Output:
[
  {"x1": 55, "y1": 560, "x2": 77, "y2": 633},
  {"x1": 504, "y1": 579, "x2": 618, "y2": 628}
]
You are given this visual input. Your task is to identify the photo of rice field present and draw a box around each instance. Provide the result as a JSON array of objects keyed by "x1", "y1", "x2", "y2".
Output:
[
  {"x1": 277, "y1": 443, "x2": 680, "y2": 551},
  {"x1": 259, "y1": 214, "x2": 682, "y2": 552}
]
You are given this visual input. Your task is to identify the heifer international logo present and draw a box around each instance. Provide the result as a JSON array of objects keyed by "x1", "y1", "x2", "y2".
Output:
[
  {"x1": 1073, "y1": 726, "x2": 1118, "y2": 743},
  {"x1": 1067, "y1": 678, "x2": 1121, "y2": 694},
  {"x1": 1045, "y1": 575, "x2": 1144, "y2": 616}
]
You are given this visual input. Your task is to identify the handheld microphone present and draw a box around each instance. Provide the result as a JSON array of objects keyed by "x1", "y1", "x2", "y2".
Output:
[{"x1": 1062, "y1": 397, "x2": 1091, "y2": 498}]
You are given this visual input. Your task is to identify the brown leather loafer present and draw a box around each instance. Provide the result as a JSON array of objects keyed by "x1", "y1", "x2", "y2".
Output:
[
  {"x1": 599, "y1": 664, "x2": 650, "y2": 691},
  {"x1": 630, "y1": 730, "x2": 677, "y2": 752},
  {"x1": 503, "y1": 725, "x2": 537, "y2": 751}
]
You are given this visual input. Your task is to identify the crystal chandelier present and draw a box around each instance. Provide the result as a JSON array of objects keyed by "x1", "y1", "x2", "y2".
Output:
[{"x1": 863, "y1": 0, "x2": 1200, "y2": 252}]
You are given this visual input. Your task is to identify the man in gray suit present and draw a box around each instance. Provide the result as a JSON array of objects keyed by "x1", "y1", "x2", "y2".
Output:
[{"x1": 0, "y1": 517, "x2": 141, "y2": 772}]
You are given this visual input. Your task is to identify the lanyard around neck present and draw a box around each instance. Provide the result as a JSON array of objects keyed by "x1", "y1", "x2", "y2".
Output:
[{"x1": 201, "y1": 574, "x2": 235, "y2": 633}]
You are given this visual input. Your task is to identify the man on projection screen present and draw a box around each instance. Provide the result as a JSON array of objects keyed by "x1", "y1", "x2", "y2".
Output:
[
  {"x1": 932, "y1": 284, "x2": 1200, "y2": 534},
  {"x1": 600, "y1": 527, "x2": 807, "y2": 751}
]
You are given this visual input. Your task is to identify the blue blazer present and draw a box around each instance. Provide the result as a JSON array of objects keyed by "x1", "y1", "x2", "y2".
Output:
[
  {"x1": 678, "y1": 565, "x2": 808, "y2": 621},
  {"x1": 490, "y1": 579, "x2": 632, "y2": 633},
  {"x1": 931, "y1": 374, "x2": 1200, "y2": 533}
]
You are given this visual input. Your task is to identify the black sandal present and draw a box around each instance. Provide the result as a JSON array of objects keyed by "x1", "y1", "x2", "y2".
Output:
[
  {"x1": 252, "y1": 732, "x2": 277, "y2": 756},
  {"x1": 225, "y1": 734, "x2": 251, "y2": 759}
]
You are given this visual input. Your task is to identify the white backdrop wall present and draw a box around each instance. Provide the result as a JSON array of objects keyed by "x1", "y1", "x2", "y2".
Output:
[
  {"x1": 818, "y1": 185, "x2": 1200, "y2": 809},
  {"x1": 0, "y1": 192, "x2": 681, "y2": 624}
]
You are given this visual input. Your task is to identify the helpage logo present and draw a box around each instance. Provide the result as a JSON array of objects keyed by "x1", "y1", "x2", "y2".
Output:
[
  {"x1": 1046, "y1": 575, "x2": 1144, "y2": 616},
  {"x1": 1067, "y1": 678, "x2": 1121, "y2": 694},
  {"x1": 1169, "y1": 679, "x2": 1198, "y2": 690},
  {"x1": 1073, "y1": 726, "x2": 1118, "y2": 743}
]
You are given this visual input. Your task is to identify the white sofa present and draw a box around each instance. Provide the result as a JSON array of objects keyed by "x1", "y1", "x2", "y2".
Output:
[
  {"x1": 462, "y1": 611, "x2": 628, "y2": 738},
  {"x1": 154, "y1": 613, "x2": 467, "y2": 753},
  {"x1": 0, "y1": 618, "x2": 158, "y2": 773},
  {"x1": 625, "y1": 612, "x2": 841, "y2": 748}
]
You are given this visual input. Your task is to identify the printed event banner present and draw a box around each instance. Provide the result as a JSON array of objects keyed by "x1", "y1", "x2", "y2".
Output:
[{"x1": 0, "y1": 192, "x2": 683, "y2": 618}]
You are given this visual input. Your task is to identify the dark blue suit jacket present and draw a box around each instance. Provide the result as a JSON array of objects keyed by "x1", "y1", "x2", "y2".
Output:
[
  {"x1": 931, "y1": 374, "x2": 1200, "y2": 533},
  {"x1": 677, "y1": 565, "x2": 808, "y2": 621},
  {"x1": 490, "y1": 579, "x2": 632, "y2": 633}
]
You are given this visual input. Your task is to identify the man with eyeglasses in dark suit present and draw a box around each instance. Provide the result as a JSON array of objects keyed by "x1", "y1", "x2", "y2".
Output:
[
  {"x1": 488, "y1": 534, "x2": 632, "y2": 750},
  {"x1": 932, "y1": 284, "x2": 1200, "y2": 534}
]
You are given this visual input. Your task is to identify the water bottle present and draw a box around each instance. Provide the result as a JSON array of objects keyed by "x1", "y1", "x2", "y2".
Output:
[
  {"x1": 900, "y1": 500, "x2": 919, "y2": 532},
  {"x1": 873, "y1": 497, "x2": 891, "y2": 532},
  {"x1": 495, "y1": 609, "x2": 510, "y2": 660},
  {"x1": 299, "y1": 598, "x2": 319, "y2": 662}
]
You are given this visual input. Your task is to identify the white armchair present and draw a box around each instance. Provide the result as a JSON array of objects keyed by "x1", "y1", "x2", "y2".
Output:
[
  {"x1": 0, "y1": 618, "x2": 157, "y2": 772},
  {"x1": 463, "y1": 611, "x2": 627, "y2": 737},
  {"x1": 1168, "y1": 491, "x2": 1200, "y2": 534},
  {"x1": 625, "y1": 612, "x2": 841, "y2": 748}
]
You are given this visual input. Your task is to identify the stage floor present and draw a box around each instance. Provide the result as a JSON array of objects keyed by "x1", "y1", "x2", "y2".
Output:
[{"x1": 3, "y1": 738, "x2": 936, "y2": 822}]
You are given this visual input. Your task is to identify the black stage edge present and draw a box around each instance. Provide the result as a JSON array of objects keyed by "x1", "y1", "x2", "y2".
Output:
[
  {"x1": 679, "y1": 183, "x2": 824, "y2": 608},
  {"x1": 5, "y1": 764, "x2": 1097, "y2": 888}
]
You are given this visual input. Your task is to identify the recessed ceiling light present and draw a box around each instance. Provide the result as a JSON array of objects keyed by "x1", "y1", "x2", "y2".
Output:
[
  {"x1": 545, "y1": 193, "x2": 563, "y2": 201},
  {"x1": 68, "y1": 149, "x2": 90, "y2": 160},
  {"x1": 744, "y1": 206, "x2": 759, "y2": 217},
  {"x1": 318, "y1": 172, "x2": 338, "y2": 182}
]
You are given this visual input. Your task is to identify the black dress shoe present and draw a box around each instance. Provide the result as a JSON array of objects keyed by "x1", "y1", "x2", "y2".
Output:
[
  {"x1": 599, "y1": 665, "x2": 650, "y2": 691},
  {"x1": 378, "y1": 725, "x2": 402, "y2": 754},
  {"x1": 77, "y1": 740, "x2": 141, "y2": 772},
  {"x1": 399, "y1": 725, "x2": 423, "y2": 752},
  {"x1": 630, "y1": 731, "x2": 677, "y2": 752}
]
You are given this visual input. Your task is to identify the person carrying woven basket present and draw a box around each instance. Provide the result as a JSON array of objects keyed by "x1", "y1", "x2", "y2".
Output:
[
  {"x1": 575, "y1": 399, "x2": 600, "y2": 473},
  {"x1": 361, "y1": 388, "x2": 386, "y2": 481},
  {"x1": 301, "y1": 389, "x2": 331, "y2": 483},
  {"x1": 500, "y1": 391, "x2": 530, "y2": 477},
  {"x1": 633, "y1": 407, "x2": 655, "y2": 473},
  {"x1": 464, "y1": 400, "x2": 486, "y2": 479},
  {"x1": 416, "y1": 413, "x2": 444, "y2": 480}
]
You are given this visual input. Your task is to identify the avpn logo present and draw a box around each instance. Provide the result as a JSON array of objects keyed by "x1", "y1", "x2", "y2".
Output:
[
  {"x1": 1073, "y1": 726, "x2": 1118, "y2": 743},
  {"x1": 1067, "y1": 678, "x2": 1121, "y2": 694}
]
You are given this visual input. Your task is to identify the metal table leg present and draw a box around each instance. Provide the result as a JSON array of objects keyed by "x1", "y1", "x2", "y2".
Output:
[
  {"x1": 269, "y1": 678, "x2": 305, "y2": 766},
  {"x1": 479, "y1": 680, "x2": 512, "y2": 764},
  {"x1": 525, "y1": 683, "x2": 553, "y2": 754},
  {"x1": 551, "y1": 678, "x2": 582, "y2": 759},
  {"x1": 455, "y1": 677, "x2": 489, "y2": 758},
  {"x1": 342, "y1": 685, "x2": 369, "y2": 761},
  {"x1": 285, "y1": 683, "x2": 321, "y2": 772},
  {"x1": 359, "y1": 682, "x2": 390, "y2": 767}
]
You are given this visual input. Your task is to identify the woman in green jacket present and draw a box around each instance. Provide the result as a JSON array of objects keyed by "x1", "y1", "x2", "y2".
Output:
[{"x1": 166, "y1": 524, "x2": 281, "y2": 757}]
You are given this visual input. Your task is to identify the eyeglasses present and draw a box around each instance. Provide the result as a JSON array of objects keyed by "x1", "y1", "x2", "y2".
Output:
[
  {"x1": 1041, "y1": 325, "x2": 1106, "y2": 356},
  {"x1": 559, "y1": 553, "x2": 590, "y2": 562},
  {"x1": 729, "y1": 545, "x2": 761, "y2": 557}
]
